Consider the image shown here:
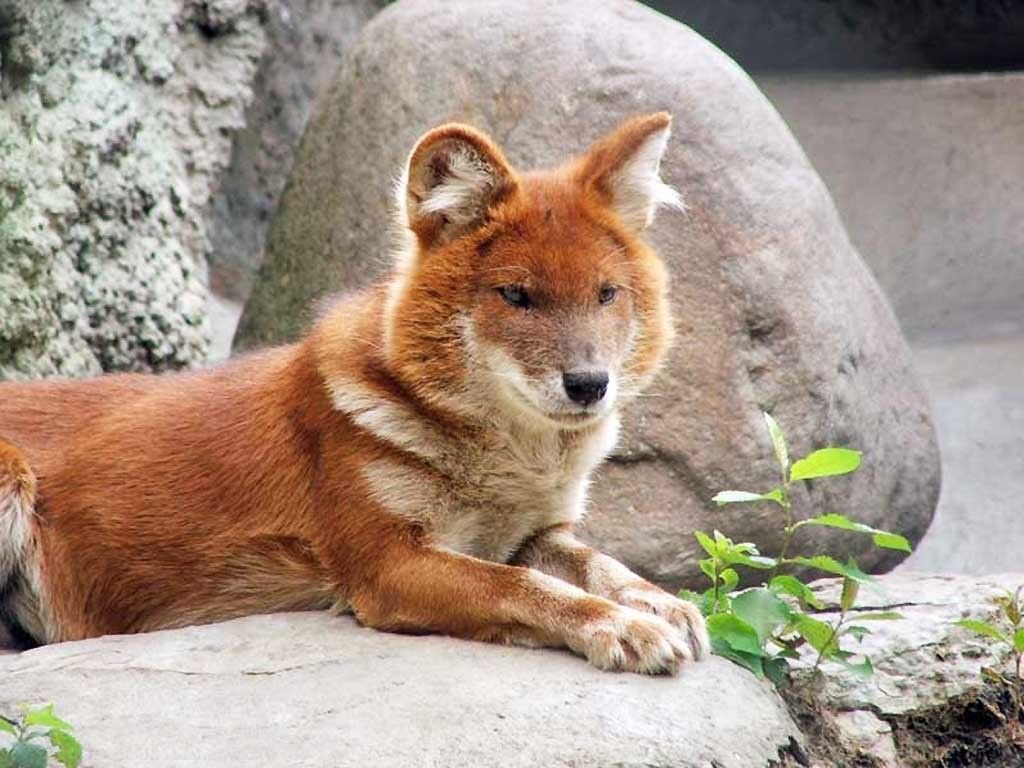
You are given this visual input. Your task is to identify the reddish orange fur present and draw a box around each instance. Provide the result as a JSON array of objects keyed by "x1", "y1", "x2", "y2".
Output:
[{"x1": 0, "y1": 114, "x2": 707, "y2": 673}]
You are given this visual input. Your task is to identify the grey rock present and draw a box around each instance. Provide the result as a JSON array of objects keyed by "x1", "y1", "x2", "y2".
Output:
[
  {"x1": 790, "y1": 571, "x2": 1024, "y2": 766},
  {"x1": 0, "y1": 612, "x2": 802, "y2": 768},
  {"x1": 800, "y1": 571, "x2": 1022, "y2": 716},
  {"x1": 235, "y1": 0, "x2": 940, "y2": 588},
  {"x1": 0, "y1": 0, "x2": 267, "y2": 378},
  {"x1": 760, "y1": 72, "x2": 1024, "y2": 342},
  {"x1": 207, "y1": 0, "x2": 385, "y2": 302},
  {"x1": 900, "y1": 335, "x2": 1024, "y2": 577}
]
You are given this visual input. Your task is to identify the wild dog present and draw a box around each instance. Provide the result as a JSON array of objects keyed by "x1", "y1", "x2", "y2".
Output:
[{"x1": 0, "y1": 113, "x2": 708, "y2": 673}]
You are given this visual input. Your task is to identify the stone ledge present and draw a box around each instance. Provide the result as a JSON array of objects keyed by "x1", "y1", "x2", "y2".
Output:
[{"x1": 1, "y1": 613, "x2": 800, "y2": 768}]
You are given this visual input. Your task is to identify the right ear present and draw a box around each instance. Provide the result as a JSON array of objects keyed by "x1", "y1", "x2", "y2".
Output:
[{"x1": 401, "y1": 124, "x2": 517, "y2": 247}]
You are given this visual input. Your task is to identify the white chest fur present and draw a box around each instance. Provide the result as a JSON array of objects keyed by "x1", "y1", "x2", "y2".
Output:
[{"x1": 358, "y1": 408, "x2": 621, "y2": 563}]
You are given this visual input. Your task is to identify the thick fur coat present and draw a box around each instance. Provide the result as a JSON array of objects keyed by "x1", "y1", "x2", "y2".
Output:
[{"x1": 0, "y1": 113, "x2": 708, "y2": 673}]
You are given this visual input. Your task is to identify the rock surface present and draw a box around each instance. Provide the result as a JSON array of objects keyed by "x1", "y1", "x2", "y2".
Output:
[
  {"x1": 206, "y1": 0, "x2": 384, "y2": 302},
  {"x1": 791, "y1": 571, "x2": 1024, "y2": 767},
  {"x1": 0, "y1": 613, "x2": 802, "y2": 768},
  {"x1": 0, "y1": 0, "x2": 268, "y2": 377},
  {"x1": 235, "y1": 0, "x2": 940, "y2": 587},
  {"x1": 761, "y1": 72, "x2": 1024, "y2": 342}
]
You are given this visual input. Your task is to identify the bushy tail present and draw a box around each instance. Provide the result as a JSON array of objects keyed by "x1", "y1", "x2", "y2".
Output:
[{"x1": 0, "y1": 440, "x2": 36, "y2": 586}]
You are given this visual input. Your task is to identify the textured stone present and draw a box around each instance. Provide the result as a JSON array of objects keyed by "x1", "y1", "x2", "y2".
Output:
[
  {"x1": 800, "y1": 572, "x2": 1022, "y2": 716},
  {"x1": 790, "y1": 572, "x2": 1024, "y2": 767},
  {"x1": 207, "y1": 0, "x2": 384, "y2": 301},
  {"x1": 235, "y1": 0, "x2": 940, "y2": 588},
  {"x1": 0, "y1": 0, "x2": 267, "y2": 378},
  {"x1": 0, "y1": 613, "x2": 802, "y2": 768},
  {"x1": 760, "y1": 72, "x2": 1024, "y2": 341}
]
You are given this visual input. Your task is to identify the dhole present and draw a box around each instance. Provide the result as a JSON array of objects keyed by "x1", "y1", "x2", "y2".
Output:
[{"x1": 0, "y1": 113, "x2": 708, "y2": 673}]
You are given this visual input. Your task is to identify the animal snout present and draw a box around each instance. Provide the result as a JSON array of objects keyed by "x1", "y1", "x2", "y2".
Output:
[{"x1": 562, "y1": 370, "x2": 609, "y2": 406}]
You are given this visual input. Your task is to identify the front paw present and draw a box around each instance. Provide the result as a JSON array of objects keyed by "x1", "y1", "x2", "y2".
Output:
[
  {"x1": 571, "y1": 606, "x2": 692, "y2": 675},
  {"x1": 614, "y1": 585, "x2": 710, "y2": 661}
]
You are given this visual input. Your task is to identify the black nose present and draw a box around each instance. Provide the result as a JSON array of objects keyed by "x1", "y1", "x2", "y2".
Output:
[{"x1": 562, "y1": 370, "x2": 609, "y2": 406}]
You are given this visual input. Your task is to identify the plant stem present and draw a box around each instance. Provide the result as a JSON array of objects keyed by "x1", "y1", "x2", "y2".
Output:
[
  {"x1": 813, "y1": 607, "x2": 846, "y2": 672},
  {"x1": 712, "y1": 557, "x2": 721, "y2": 612},
  {"x1": 768, "y1": 488, "x2": 793, "y2": 581}
]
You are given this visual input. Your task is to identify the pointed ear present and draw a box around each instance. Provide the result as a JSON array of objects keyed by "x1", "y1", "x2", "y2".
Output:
[
  {"x1": 401, "y1": 124, "x2": 517, "y2": 247},
  {"x1": 575, "y1": 112, "x2": 683, "y2": 232}
]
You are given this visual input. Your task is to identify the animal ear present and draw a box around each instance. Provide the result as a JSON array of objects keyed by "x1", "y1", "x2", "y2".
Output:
[
  {"x1": 401, "y1": 124, "x2": 517, "y2": 247},
  {"x1": 575, "y1": 112, "x2": 683, "y2": 232}
]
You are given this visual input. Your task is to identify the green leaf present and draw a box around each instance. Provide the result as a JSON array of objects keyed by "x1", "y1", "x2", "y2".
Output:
[
  {"x1": 678, "y1": 589, "x2": 715, "y2": 617},
  {"x1": 719, "y1": 568, "x2": 739, "y2": 593},
  {"x1": 712, "y1": 489, "x2": 785, "y2": 507},
  {"x1": 49, "y1": 730, "x2": 82, "y2": 768},
  {"x1": 785, "y1": 555, "x2": 873, "y2": 584},
  {"x1": 763, "y1": 656, "x2": 789, "y2": 686},
  {"x1": 699, "y1": 559, "x2": 715, "y2": 581},
  {"x1": 835, "y1": 655, "x2": 874, "y2": 679},
  {"x1": 731, "y1": 588, "x2": 793, "y2": 644},
  {"x1": 870, "y1": 532, "x2": 913, "y2": 552},
  {"x1": 723, "y1": 552, "x2": 777, "y2": 570},
  {"x1": 1000, "y1": 591, "x2": 1020, "y2": 625},
  {"x1": 23, "y1": 706, "x2": 72, "y2": 734},
  {"x1": 840, "y1": 577, "x2": 859, "y2": 612},
  {"x1": 1014, "y1": 628, "x2": 1024, "y2": 652},
  {"x1": 9, "y1": 743, "x2": 47, "y2": 768},
  {"x1": 0, "y1": 749, "x2": 11, "y2": 768},
  {"x1": 789, "y1": 448, "x2": 861, "y2": 482},
  {"x1": 794, "y1": 615, "x2": 837, "y2": 655},
  {"x1": 695, "y1": 531, "x2": 718, "y2": 558},
  {"x1": 955, "y1": 619, "x2": 1008, "y2": 643},
  {"x1": 843, "y1": 625, "x2": 871, "y2": 642},
  {"x1": 768, "y1": 575, "x2": 825, "y2": 610},
  {"x1": 707, "y1": 613, "x2": 764, "y2": 656},
  {"x1": 853, "y1": 611, "x2": 903, "y2": 621},
  {"x1": 793, "y1": 513, "x2": 911, "y2": 553},
  {"x1": 0, "y1": 719, "x2": 15, "y2": 737},
  {"x1": 763, "y1": 411, "x2": 789, "y2": 474},
  {"x1": 713, "y1": 643, "x2": 765, "y2": 678}
]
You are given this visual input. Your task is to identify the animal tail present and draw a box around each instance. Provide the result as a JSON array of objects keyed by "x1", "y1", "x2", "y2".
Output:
[{"x1": 0, "y1": 439, "x2": 36, "y2": 589}]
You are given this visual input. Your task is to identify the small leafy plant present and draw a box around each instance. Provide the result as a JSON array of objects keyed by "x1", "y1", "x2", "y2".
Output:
[
  {"x1": 956, "y1": 585, "x2": 1024, "y2": 740},
  {"x1": 0, "y1": 705, "x2": 82, "y2": 768},
  {"x1": 681, "y1": 412, "x2": 910, "y2": 683}
]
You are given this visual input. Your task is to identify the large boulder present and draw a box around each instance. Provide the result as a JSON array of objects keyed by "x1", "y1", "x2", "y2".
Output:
[
  {"x1": 0, "y1": 0, "x2": 267, "y2": 377},
  {"x1": 235, "y1": 0, "x2": 940, "y2": 587},
  {"x1": 206, "y1": 0, "x2": 385, "y2": 302},
  {"x1": 0, "y1": 613, "x2": 803, "y2": 767}
]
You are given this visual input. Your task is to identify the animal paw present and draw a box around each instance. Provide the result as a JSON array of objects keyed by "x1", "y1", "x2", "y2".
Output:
[
  {"x1": 572, "y1": 606, "x2": 693, "y2": 675},
  {"x1": 614, "y1": 585, "x2": 710, "y2": 661}
]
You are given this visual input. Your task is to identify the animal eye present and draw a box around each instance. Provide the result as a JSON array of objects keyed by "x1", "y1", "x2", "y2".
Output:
[
  {"x1": 598, "y1": 285, "x2": 618, "y2": 305},
  {"x1": 498, "y1": 285, "x2": 532, "y2": 309}
]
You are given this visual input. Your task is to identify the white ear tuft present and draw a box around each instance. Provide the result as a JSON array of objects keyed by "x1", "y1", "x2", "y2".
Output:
[
  {"x1": 607, "y1": 124, "x2": 684, "y2": 231},
  {"x1": 418, "y1": 144, "x2": 501, "y2": 226},
  {"x1": 402, "y1": 125, "x2": 516, "y2": 246}
]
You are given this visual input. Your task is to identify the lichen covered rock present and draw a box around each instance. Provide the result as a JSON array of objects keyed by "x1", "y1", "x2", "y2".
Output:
[{"x1": 0, "y1": 0, "x2": 266, "y2": 378}]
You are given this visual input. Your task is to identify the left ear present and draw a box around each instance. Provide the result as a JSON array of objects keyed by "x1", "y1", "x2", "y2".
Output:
[{"x1": 575, "y1": 112, "x2": 683, "y2": 232}]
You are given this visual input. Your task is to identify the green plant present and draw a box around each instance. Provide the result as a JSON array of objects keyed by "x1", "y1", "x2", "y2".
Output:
[
  {"x1": 956, "y1": 585, "x2": 1024, "y2": 739},
  {"x1": 681, "y1": 412, "x2": 910, "y2": 683},
  {"x1": 0, "y1": 705, "x2": 82, "y2": 768}
]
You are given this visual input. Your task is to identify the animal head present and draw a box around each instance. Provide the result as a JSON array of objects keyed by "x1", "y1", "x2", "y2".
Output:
[{"x1": 384, "y1": 113, "x2": 681, "y2": 430}]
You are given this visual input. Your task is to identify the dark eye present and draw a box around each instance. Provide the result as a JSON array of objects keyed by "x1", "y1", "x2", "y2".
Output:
[
  {"x1": 498, "y1": 285, "x2": 532, "y2": 310},
  {"x1": 598, "y1": 284, "x2": 618, "y2": 305}
]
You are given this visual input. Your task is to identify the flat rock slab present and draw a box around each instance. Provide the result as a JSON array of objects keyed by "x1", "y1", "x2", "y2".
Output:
[{"x1": 0, "y1": 613, "x2": 800, "y2": 768}]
